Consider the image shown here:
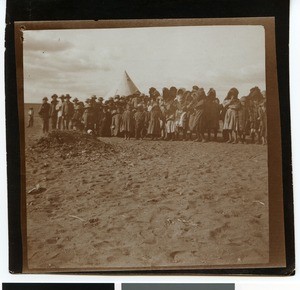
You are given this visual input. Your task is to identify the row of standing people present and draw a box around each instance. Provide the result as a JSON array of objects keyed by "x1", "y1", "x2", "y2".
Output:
[{"x1": 36, "y1": 86, "x2": 267, "y2": 144}]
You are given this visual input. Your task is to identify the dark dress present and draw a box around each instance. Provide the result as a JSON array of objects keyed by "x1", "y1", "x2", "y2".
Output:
[
  {"x1": 238, "y1": 105, "x2": 249, "y2": 133},
  {"x1": 258, "y1": 106, "x2": 267, "y2": 139},
  {"x1": 192, "y1": 99, "x2": 206, "y2": 133},
  {"x1": 249, "y1": 104, "x2": 260, "y2": 131},
  {"x1": 99, "y1": 111, "x2": 112, "y2": 137},
  {"x1": 134, "y1": 111, "x2": 147, "y2": 139},
  {"x1": 205, "y1": 100, "x2": 220, "y2": 131},
  {"x1": 72, "y1": 104, "x2": 84, "y2": 130}
]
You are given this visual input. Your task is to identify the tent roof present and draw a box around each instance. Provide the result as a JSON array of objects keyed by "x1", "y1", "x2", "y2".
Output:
[{"x1": 105, "y1": 71, "x2": 140, "y2": 99}]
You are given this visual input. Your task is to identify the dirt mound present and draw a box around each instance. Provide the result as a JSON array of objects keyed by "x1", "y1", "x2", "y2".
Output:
[{"x1": 27, "y1": 130, "x2": 115, "y2": 159}]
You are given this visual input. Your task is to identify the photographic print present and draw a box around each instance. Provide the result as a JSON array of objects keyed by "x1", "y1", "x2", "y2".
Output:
[{"x1": 13, "y1": 18, "x2": 286, "y2": 273}]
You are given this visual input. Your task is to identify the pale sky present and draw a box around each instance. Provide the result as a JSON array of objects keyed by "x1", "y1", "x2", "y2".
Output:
[{"x1": 23, "y1": 25, "x2": 265, "y2": 103}]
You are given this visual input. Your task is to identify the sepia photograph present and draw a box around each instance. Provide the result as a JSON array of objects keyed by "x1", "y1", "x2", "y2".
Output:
[{"x1": 13, "y1": 18, "x2": 286, "y2": 272}]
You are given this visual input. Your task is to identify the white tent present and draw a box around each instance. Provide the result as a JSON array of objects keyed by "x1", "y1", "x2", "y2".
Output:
[{"x1": 105, "y1": 70, "x2": 140, "y2": 99}]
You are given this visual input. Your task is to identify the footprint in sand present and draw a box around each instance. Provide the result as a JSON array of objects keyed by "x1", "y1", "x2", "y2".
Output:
[
  {"x1": 106, "y1": 227, "x2": 123, "y2": 233},
  {"x1": 209, "y1": 222, "x2": 230, "y2": 239},
  {"x1": 143, "y1": 238, "x2": 157, "y2": 245},
  {"x1": 92, "y1": 241, "x2": 111, "y2": 248},
  {"x1": 169, "y1": 250, "x2": 185, "y2": 263},
  {"x1": 55, "y1": 229, "x2": 67, "y2": 234},
  {"x1": 106, "y1": 256, "x2": 116, "y2": 262},
  {"x1": 249, "y1": 218, "x2": 261, "y2": 225},
  {"x1": 46, "y1": 237, "x2": 59, "y2": 244},
  {"x1": 124, "y1": 215, "x2": 135, "y2": 222}
]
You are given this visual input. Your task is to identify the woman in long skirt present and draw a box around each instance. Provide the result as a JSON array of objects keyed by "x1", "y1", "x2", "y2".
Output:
[
  {"x1": 147, "y1": 103, "x2": 162, "y2": 140},
  {"x1": 192, "y1": 89, "x2": 207, "y2": 142},
  {"x1": 122, "y1": 104, "x2": 134, "y2": 140},
  {"x1": 238, "y1": 96, "x2": 249, "y2": 143},
  {"x1": 223, "y1": 88, "x2": 241, "y2": 143}
]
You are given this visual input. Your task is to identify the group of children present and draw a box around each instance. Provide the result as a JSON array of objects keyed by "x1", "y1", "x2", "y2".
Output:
[{"x1": 35, "y1": 85, "x2": 267, "y2": 145}]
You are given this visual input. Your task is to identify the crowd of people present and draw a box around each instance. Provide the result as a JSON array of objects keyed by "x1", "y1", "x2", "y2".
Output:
[{"x1": 34, "y1": 85, "x2": 267, "y2": 144}]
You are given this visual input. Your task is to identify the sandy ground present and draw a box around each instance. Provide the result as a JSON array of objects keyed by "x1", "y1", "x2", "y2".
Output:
[{"x1": 24, "y1": 105, "x2": 269, "y2": 271}]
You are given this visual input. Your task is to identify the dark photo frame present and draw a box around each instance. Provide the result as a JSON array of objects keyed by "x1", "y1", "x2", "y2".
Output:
[{"x1": 5, "y1": 0, "x2": 294, "y2": 275}]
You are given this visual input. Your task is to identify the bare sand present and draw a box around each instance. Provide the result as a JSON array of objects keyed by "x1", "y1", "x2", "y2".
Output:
[{"x1": 24, "y1": 105, "x2": 269, "y2": 271}]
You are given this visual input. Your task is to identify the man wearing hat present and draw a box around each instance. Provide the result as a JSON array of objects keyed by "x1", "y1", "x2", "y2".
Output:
[
  {"x1": 71, "y1": 98, "x2": 81, "y2": 130},
  {"x1": 93, "y1": 96, "x2": 104, "y2": 135},
  {"x1": 56, "y1": 94, "x2": 65, "y2": 130},
  {"x1": 192, "y1": 85, "x2": 200, "y2": 92},
  {"x1": 97, "y1": 96, "x2": 104, "y2": 105},
  {"x1": 38, "y1": 97, "x2": 51, "y2": 133},
  {"x1": 49, "y1": 94, "x2": 59, "y2": 130},
  {"x1": 131, "y1": 91, "x2": 141, "y2": 109},
  {"x1": 62, "y1": 94, "x2": 74, "y2": 130},
  {"x1": 89, "y1": 95, "x2": 98, "y2": 131},
  {"x1": 83, "y1": 98, "x2": 94, "y2": 132}
]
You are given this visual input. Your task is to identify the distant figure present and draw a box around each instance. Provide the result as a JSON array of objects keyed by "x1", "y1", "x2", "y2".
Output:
[
  {"x1": 49, "y1": 94, "x2": 58, "y2": 130},
  {"x1": 134, "y1": 104, "x2": 146, "y2": 140},
  {"x1": 248, "y1": 99, "x2": 260, "y2": 144},
  {"x1": 94, "y1": 96, "x2": 104, "y2": 135},
  {"x1": 27, "y1": 107, "x2": 34, "y2": 128},
  {"x1": 99, "y1": 105, "x2": 112, "y2": 137},
  {"x1": 38, "y1": 97, "x2": 51, "y2": 133},
  {"x1": 72, "y1": 98, "x2": 84, "y2": 130},
  {"x1": 192, "y1": 88, "x2": 207, "y2": 142},
  {"x1": 205, "y1": 88, "x2": 220, "y2": 141},
  {"x1": 147, "y1": 103, "x2": 162, "y2": 141},
  {"x1": 83, "y1": 98, "x2": 94, "y2": 132},
  {"x1": 238, "y1": 96, "x2": 249, "y2": 144},
  {"x1": 258, "y1": 99, "x2": 267, "y2": 145},
  {"x1": 111, "y1": 107, "x2": 123, "y2": 137},
  {"x1": 163, "y1": 88, "x2": 176, "y2": 141},
  {"x1": 223, "y1": 88, "x2": 241, "y2": 143},
  {"x1": 174, "y1": 89, "x2": 188, "y2": 141},
  {"x1": 62, "y1": 94, "x2": 74, "y2": 130},
  {"x1": 56, "y1": 95, "x2": 65, "y2": 130},
  {"x1": 122, "y1": 104, "x2": 134, "y2": 140}
]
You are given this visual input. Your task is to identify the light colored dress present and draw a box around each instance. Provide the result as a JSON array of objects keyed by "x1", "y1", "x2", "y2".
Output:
[{"x1": 223, "y1": 99, "x2": 241, "y2": 131}]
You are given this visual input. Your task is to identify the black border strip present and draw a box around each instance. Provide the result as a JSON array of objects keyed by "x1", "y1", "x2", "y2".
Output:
[{"x1": 2, "y1": 284, "x2": 114, "y2": 290}]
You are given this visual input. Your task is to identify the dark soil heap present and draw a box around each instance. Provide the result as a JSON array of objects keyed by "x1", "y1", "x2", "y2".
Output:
[{"x1": 27, "y1": 130, "x2": 115, "y2": 160}]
